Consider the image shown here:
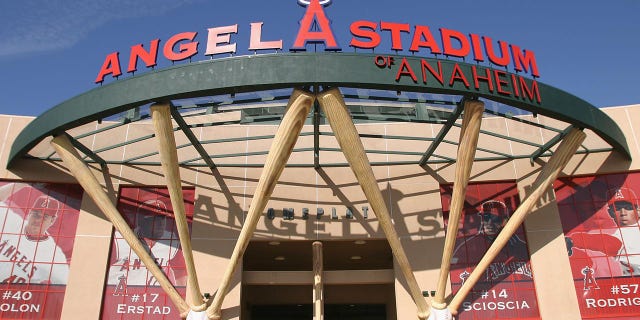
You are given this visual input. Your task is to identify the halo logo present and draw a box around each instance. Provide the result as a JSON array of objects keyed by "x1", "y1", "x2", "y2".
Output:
[
  {"x1": 297, "y1": 0, "x2": 332, "y2": 7},
  {"x1": 292, "y1": 0, "x2": 340, "y2": 50}
]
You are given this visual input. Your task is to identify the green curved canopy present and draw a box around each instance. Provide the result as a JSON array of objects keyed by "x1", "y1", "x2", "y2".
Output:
[{"x1": 7, "y1": 52, "x2": 630, "y2": 168}]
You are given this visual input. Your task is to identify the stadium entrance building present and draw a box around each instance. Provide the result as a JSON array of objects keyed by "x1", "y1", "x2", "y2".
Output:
[{"x1": 1, "y1": 1, "x2": 640, "y2": 319}]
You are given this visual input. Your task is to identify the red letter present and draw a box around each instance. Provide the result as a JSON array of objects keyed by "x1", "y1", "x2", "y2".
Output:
[
  {"x1": 512, "y1": 45, "x2": 540, "y2": 77},
  {"x1": 449, "y1": 64, "x2": 470, "y2": 88},
  {"x1": 249, "y1": 22, "x2": 283, "y2": 51},
  {"x1": 484, "y1": 36, "x2": 510, "y2": 67},
  {"x1": 494, "y1": 70, "x2": 512, "y2": 95},
  {"x1": 421, "y1": 60, "x2": 444, "y2": 85},
  {"x1": 205, "y1": 25, "x2": 238, "y2": 56},
  {"x1": 472, "y1": 66, "x2": 494, "y2": 92},
  {"x1": 410, "y1": 25, "x2": 442, "y2": 54},
  {"x1": 292, "y1": 0, "x2": 340, "y2": 50},
  {"x1": 127, "y1": 39, "x2": 159, "y2": 73},
  {"x1": 350, "y1": 20, "x2": 380, "y2": 49},
  {"x1": 396, "y1": 58, "x2": 417, "y2": 82},
  {"x1": 380, "y1": 21, "x2": 410, "y2": 51},
  {"x1": 470, "y1": 33, "x2": 484, "y2": 62},
  {"x1": 164, "y1": 32, "x2": 198, "y2": 62},
  {"x1": 95, "y1": 52, "x2": 122, "y2": 83},
  {"x1": 511, "y1": 74, "x2": 520, "y2": 97},
  {"x1": 519, "y1": 77, "x2": 541, "y2": 103},
  {"x1": 440, "y1": 28, "x2": 470, "y2": 58}
]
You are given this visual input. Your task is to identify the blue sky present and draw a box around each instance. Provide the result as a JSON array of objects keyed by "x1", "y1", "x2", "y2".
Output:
[{"x1": 1, "y1": 0, "x2": 638, "y2": 116}]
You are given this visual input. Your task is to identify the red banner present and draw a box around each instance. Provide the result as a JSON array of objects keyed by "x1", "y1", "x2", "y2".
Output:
[
  {"x1": 101, "y1": 187, "x2": 194, "y2": 320},
  {"x1": 0, "y1": 181, "x2": 82, "y2": 319},
  {"x1": 441, "y1": 181, "x2": 540, "y2": 320},
  {"x1": 556, "y1": 173, "x2": 640, "y2": 318}
]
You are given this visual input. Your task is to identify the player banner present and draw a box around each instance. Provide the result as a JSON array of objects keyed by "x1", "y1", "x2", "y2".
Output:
[
  {"x1": 102, "y1": 187, "x2": 194, "y2": 320},
  {"x1": 440, "y1": 181, "x2": 540, "y2": 320},
  {"x1": 0, "y1": 181, "x2": 83, "y2": 320},
  {"x1": 556, "y1": 173, "x2": 640, "y2": 319}
]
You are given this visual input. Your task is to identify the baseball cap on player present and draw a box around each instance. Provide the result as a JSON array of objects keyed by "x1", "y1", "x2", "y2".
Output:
[
  {"x1": 136, "y1": 199, "x2": 169, "y2": 238},
  {"x1": 31, "y1": 195, "x2": 61, "y2": 218},
  {"x1": 477, "y1": 200, "x2": 509, "y2": 237},
  {"x1": 478, "y1": 200, "x2": 508, "y2": 224},
  {"x1": 607, "y1": 187, "x2": 638, "y2": 218},
  {"x1": 140, "y1": 198, "x2": 170, "y2": 215}
]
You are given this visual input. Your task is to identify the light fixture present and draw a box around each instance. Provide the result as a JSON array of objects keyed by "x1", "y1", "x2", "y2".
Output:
[
  {"x1": 274, "y1": 256, "x2": 286, "y2": 261},
  {"x1": 350, "y1": 255, "x2": 362, "y2": 260}
]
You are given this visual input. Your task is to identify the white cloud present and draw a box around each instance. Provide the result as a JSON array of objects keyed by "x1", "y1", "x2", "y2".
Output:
[{"x1": 0, "y1": 0, "x2": 197, "y2": 57}]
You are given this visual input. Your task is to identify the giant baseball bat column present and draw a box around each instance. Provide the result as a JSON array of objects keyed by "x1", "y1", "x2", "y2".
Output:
[
  {"x1": 206, "y1": 89, "x2": 315, "y2": 320},
  {"x1": 50, "y1": 134, "x2": 190, "y2": 316},
  {"x1": 448, "y1": 127, "x2": 586, "y2": 315},
  {"x1": 150, "y1": 103, "x2": 205, "y2": 313},
  {"x1": 432, "y1": 100, "x2": 484, "y2": 310},
  {"x1": 317, "y1": 88, "x2": 430, "y2": 320},
  {"x1": 313, "y1": 241, "x2": 324, "y2": 320}
]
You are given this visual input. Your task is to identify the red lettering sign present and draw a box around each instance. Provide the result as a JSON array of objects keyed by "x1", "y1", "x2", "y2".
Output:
[
  {"x1": 409, "y1": 25, "x2": 442, "y2": 54},
  {"x1": 249, "y1": 22, "x2": 283, "y2": 51},
  {"x1": 95, "y1": 52, "x2": 122, "y2": 83},
  {"x1": 441, "y1": 28, "x2": 471, "y2": 58},
  {"x1": 127, "y1": 39, "x2": 160, "y2": 73},
  {"x1": 291, "y1": 0, "x2": 340, "y2": 51},
  {"x1": 164, "y1": 32, "x2": 199, "y2": 61},
  {"x1": 205, "y1": 25, "x2": 238, "y2": 56},
  {"x1": 94, "y1": 2, "x2": 541, "y2": 82},
  {"x1": 350, "y1": 20, "x2": 381, "y2": 49}
]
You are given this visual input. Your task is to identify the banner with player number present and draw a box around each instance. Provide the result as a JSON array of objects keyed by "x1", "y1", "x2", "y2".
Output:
[
  {"x1": 556, "y1": 173, "x2": 640, "y2": 319},
  {"x1": 0, "y1": 181, "x2": 83, "y2": 320},
  {"x1": 101, "y1": 187, "x2": 194, "y2": 320},
  {"x1": 440, "y1": 181, "x2": 540, "y2": 320}
]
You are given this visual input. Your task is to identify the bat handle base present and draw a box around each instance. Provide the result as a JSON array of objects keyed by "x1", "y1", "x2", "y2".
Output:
[{"x1": 428, "y1": 307, "x2": 453, "y2": 320}]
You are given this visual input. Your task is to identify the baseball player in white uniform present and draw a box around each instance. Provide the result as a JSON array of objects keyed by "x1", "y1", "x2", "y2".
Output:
[
  {"x1": 107, "y1": 199, "x2": 182, "y2": 292},
  {"x1": 0, "y1": 183, "x2": 69, "y2": 284}
]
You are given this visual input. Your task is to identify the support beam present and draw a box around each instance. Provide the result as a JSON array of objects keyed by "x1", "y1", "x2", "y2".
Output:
[
  {"x1": 206, "y1": 89, "x2": 315, "y2": 319},
  {"x1": 529, "y1": 125, "x2": 573, "y2": 164},
  {"x1": 313, "y1": 241, "x2": 324, "y2": 320},
  {"x1": 448, "y1": 128, "x2": 586, "y2": 315},
  {"x1": 150, "y1": 103, "x2": 205, "y2": 311},
  {"x1": 170, "y1": 105, "x2": 217, "y2": 170},
  {"x1": 50, "y1": 134, "x2": 190, "y2": 316},
  {"x1": 62, "y1": 132, "x2": 107, "y2": 169},
  {"x1": 433, "y1": 100, "x2": 485, "y2": 309},
  {"x1": 314, "y1": 100, "x2": 321, "y2": 169},
  {"x1": 317, "y1": 88, "x2": 429, "y2": 320},
  {"x1": 419, "y1": 103, "x2": 464, "y2": 166}
]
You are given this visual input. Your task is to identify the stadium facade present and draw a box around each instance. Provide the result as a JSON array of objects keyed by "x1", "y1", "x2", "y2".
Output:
[{"x1": 1, "y1": 1, "x2": 639, "y2": 319}]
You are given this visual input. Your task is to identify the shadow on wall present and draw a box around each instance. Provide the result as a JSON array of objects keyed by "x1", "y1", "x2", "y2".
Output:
[{"x1": 188, "y1": 166, "x2": 448, "y2": 267}]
